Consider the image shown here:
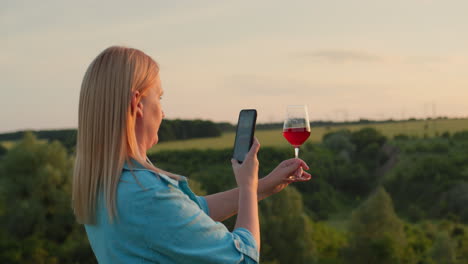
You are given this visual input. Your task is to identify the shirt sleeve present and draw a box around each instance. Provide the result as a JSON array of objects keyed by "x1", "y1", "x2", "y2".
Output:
[
  {"x1": 130, "y1": 180, "x2": 259, "y2": 264},
  {"x1": 196, "y1": 195, "x2": 210, "y2": 215}
]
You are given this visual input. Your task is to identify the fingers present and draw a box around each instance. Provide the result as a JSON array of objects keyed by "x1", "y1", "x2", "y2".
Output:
[
  {"x1": 298, "y1": 159, "x2": 310, "y2": 170},
  {"x1": 246, "y1": 137, "x2": 260, "y2": 159},
  {"x1": 290, "y1": 158, "x2": 309, "y2": 170},
  {"x1": 251, "y1": 137, "x2": 260, "y2": 153},
  {"x1": 232, "y1": 138, "x2": 260, "y2": 168},
  {"x1": 231, "y1": 158, "x2": 240, "y2": 168},
  {"x1": 295, "y1": 172, "x2": 312, "y2": 181},
  {"x1": 284, "y1": 172, "x2": 312, "y2": 183},
  {"x1": 296, "y1": 167, "x2": 303, "y2": 177},
  {"x1": 281, "y1": 159, "x2": 310, "y2": 175}
]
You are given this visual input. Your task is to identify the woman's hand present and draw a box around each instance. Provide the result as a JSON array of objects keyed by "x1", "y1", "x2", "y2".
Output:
[
  {"x1": 258, "y1": 158, "x2": 311, "y2": 199},
  {"x1": 231, "y1": 138, "x2": 261, "y2": 191}
]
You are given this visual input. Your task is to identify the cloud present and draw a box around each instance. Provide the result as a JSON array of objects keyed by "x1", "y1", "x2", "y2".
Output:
[{"x1": 295, "y1": 49, "x2": 384, "y2": 63}]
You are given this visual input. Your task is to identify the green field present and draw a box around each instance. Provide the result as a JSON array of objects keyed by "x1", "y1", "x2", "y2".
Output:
[
  {"x1": 149, "y1": 118, "x2": 468, "y2": 153},
  {"x1": 1, "y1": 118, "x2": 466, "y2": 153}
]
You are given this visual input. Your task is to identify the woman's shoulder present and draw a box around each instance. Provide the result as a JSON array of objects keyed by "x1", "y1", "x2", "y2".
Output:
[
  {"x1": 115, "y1": 167, "x2": 187, "y2": 220},
  {"x1": 119, "y1": 163, "x2": 181, "y2": 192},
  {"x1": 120, "y1": 168, "x2": 165, "y2": 189}
]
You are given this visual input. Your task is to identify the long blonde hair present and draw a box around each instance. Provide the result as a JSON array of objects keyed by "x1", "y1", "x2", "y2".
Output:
[{"x1": 72, "y1": 46, "x2": 170, "y2": 224}]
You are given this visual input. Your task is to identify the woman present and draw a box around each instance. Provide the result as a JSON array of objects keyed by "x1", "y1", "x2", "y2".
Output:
[{"x1": 72, "y1": 46, "x2": 311, "y2": 263}]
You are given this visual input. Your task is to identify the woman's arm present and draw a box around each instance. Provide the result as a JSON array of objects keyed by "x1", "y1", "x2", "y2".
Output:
[
  {"x1": 235, "y1": 187, "x2": 259, "y2": 251},
  {"x1": 230, "y1": 139, "x2": 261, "y2": 251},
  {"x1": 205, "y1": 158, "x2": 311, "y2": 222},
  {"x1": 128, "y1": 171, "x2": 260, "y2": 263},
  {"x1": 205, "y1": 188, "x2": 242, "y2": 222},
  {"x1": 204, "y1": 178, "x2": 273, "y2": 222}
]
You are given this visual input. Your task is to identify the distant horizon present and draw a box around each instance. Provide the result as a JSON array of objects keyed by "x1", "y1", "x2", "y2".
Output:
[{"x1": 1, "y1": 115, "x2": 467, "y2": 134}]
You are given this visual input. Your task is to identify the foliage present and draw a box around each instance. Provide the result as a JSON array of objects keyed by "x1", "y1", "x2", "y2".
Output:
[
  {"x1": 0, "y1": 119, "x2": 224, "y2": 153},
  {"x1": 2, "y1": 128, "x2": 468, "y2": 263},
  {"x1": 295, "y1": 128, "x2": 390, "y2": 221},
  {"x1": 0, "y1": 132, "x2": 95, "y2": 263},
  {"x1": 431, "y1": 232, "x2": 457, "y2": 264},
  {"x1": 0, "y1": 129, "x2": 77, "y2": 153},
  {"x1": 158, "y1": 119, "x2": 222, "y2": 141},
  {"x1": 259, "y1": 187, "x2": 316, "y2": 263},
  {"x1": 310, "y1": 220, "x2": 347, "y2": 263},
  {"x1": 3, "y1": 118, "x2": 468, "y2": 154},
  {"x1": 452, "y1": 130, "x2": 468, "y2": 141},
  {"x1": 0, "y1": 144, "x2": 7, "y2": 157},
  {"x1": 344, "y1": 187, "x2": 406, "y2": 264},
  {"x1": 384, "y1": 137, "x2": 468, "y2": 222}
]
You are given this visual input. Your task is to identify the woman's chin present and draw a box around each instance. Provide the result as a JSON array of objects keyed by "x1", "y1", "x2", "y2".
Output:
[
  {"x1": 152, "y1": 136, "x2": 159, "y2": 146},
  {"x1": 146, "y1": 137, "x2": 159, "y2": 152}
]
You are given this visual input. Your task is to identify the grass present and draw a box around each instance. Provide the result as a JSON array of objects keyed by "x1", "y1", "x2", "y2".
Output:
[
  {"x1": 149, "y1": 130, "x2": 290, "y2": 153},
  {"x1": 149, "y1": 118, "x2": 468, "y2": 153}
]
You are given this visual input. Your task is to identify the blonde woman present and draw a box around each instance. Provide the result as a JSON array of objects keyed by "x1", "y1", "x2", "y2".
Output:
[{"x1": 72, "y1": 46, "x2": 311, "y2": 264}]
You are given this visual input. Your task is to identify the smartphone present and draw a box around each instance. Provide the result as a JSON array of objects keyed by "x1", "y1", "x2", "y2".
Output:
[{"x1": 233, "y1": 109, "x2": 257, "y2": 163}]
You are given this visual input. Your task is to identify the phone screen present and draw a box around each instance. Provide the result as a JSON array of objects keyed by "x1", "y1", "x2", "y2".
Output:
[{"x1": 233, "y1": 109, "x2": 257, "y2": 163}]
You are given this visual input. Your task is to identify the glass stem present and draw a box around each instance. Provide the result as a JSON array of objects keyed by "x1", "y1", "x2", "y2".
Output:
[{"x1": 294, "y1": 147, "x2": 299, "y2": 158}]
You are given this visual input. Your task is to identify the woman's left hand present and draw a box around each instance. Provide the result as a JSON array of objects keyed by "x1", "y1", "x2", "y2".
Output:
[{"x1": 258, "y1": 158, "x2": 312, "y2": 199}]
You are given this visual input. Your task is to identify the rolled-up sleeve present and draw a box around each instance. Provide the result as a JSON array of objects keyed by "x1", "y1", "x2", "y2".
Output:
[
  {"x1": 196, "y1": 195, "x2": 210, "y2": 215},
  {"x1": 129, "y1": 180, "x2": 259, "y2": 264},
  {"x1": 232, "y1": 228, "x2": 260, "y2": 263}
]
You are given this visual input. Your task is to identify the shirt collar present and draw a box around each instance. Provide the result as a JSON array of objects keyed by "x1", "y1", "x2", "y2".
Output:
[
  {"x1": 122, "y1": 159, "x2": 146, "y2": 171},
  {"x1": 122, "y1": 158, "x2": 187, "y2": 185}
]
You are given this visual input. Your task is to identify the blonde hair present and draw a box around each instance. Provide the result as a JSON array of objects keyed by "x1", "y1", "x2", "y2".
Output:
[{"x1": 72, "y1": 46, "x2": 172, "y2": 224}]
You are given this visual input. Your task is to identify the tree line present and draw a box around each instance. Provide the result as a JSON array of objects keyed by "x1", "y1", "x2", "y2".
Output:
[
  {"x1": 0, "y1": 119, "x2": 223, "y2": 151},
  {"x1": 2, "y1": 117, "x2": 459, "y2": 150}
]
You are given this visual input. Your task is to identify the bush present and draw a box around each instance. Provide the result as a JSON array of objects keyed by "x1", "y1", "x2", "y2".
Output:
[{"x1": 0, "y1": 132, "x2": 95, "y2": 263}]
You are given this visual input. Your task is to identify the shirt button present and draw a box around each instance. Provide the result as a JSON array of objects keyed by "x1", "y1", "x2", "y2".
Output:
[{"x1": 235, "y1": 240, "x2": 241, "y2": 249}]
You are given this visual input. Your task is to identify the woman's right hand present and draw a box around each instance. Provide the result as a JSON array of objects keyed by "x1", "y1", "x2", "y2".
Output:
[{"x1": 231, "y1": 138, "x2": 260, "y2": 191}]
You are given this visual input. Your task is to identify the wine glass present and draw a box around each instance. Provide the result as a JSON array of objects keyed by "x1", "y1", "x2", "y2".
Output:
[{"x1": 283, "y1": 105, "x2": 311, "y2": 159}]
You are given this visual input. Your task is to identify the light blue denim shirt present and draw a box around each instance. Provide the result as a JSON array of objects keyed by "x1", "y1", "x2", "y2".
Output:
[{"x1": 85, "y1": 162, "x2": 259, "y2": 263}]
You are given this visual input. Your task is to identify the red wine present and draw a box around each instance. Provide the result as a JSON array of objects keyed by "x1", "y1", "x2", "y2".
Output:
[{"x1": 283, "y1": 128, "x2": 311, "y2": 147}]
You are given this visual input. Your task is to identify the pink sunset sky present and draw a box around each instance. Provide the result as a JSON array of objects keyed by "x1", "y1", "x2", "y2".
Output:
[{"x1": 1, "y1": 0, "x2": 467, "y2": 132}]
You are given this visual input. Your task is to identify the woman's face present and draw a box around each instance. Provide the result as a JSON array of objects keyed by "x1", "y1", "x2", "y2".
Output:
[{"x1": 138, "y1": 74, "x2": 165, "y2": 151}]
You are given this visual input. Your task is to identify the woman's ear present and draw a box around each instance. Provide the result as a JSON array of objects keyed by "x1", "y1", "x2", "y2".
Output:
[
  {"x1": 135, "y1": 102, "x2": 143, "y2": 118},
  {"x1": 131, "y1": 91, "x2": 144, "y2": 118}
]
